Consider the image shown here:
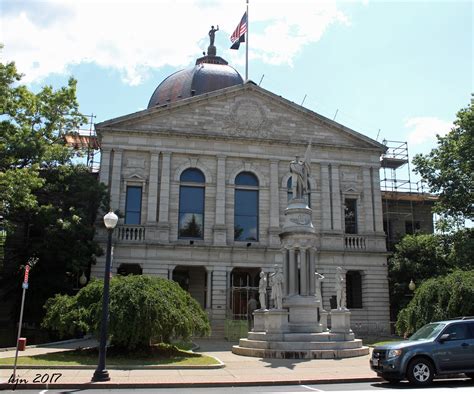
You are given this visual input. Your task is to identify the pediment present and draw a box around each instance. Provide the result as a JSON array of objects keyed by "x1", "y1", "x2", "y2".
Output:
[{"x1": 97, "y1": 84, "x2": 384, "y2": 151}]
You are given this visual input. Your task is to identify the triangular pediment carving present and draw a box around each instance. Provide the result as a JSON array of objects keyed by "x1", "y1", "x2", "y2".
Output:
[{"x1": 97, "y1": 83, "x2": 384, "y2": 151}]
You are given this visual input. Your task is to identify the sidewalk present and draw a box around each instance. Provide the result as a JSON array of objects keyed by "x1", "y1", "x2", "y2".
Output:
[{"x1": 0, "y1": 338, "x2": 380, "y2": 389}]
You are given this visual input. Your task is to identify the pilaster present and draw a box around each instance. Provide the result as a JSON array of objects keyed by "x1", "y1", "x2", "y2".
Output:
[
  {"x1": 110, "y1": 149, "x2": 123, "y2": 213},
  {"x1": 147, "y1": 151, "x2": 160, "y2": 223}
]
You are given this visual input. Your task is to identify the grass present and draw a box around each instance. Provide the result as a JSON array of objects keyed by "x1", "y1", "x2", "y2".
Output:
[
  {"x1": 363, "y1": 336, "x2": 405, "y2": 347},
  {"x1": 0, "y1": 343, "x2": 218, "y2": 367}
]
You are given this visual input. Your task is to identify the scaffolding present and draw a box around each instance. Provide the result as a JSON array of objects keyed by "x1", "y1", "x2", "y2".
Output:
[
  {"x1": 64, "y1": 114, "x2": 100, "y2": 172},
  {"x1": 380, "y1": 140, "x2": 436, "y2": 250}
]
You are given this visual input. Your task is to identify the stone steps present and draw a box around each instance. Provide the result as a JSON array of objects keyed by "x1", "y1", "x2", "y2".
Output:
[
  {"x1": 239, "y1": 338, "x2": 363, "y2": 350},
  {"x1": 232, "y1": 344, "x2": 370, "y2": 359},
  {"x1": 248, "y1": 331, "x2": 355, "y2": 342}
]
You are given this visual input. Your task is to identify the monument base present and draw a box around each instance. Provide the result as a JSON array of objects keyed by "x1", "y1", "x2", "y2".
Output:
[{"x1": 330, "y1": 308, "x2": 353, "y2": 335}]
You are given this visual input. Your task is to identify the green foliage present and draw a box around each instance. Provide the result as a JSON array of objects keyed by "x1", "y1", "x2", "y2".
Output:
[
  {"x1": 388, "y1": 230, "x2": 474, "y2": 318},
  {"x1": 42, "y1": 275, "x2": 211, "y2": 350},
  {"x1": 0, "y1": 56, "x2": 107, "y2": 325},
  {"x1": 0, "y1": 58, "x2": 86, "y2": 222},
  {"x1": 413, "y1": 98, "x2": 474, "y2": 228},
  {"x1": 396, "y1": 270, "x2": 474, "y2": 336}
]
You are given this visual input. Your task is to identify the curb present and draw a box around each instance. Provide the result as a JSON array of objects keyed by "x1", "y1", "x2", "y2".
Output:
[
  {"x1": 0, "y1": 376, "x2": 383, "y2": 390},
  {"x1": 0, "y1": 337, "x2": 93, "y2": 352},
  {"x1": 0, "y1": 358, "x2": 225, "y2": 370}
]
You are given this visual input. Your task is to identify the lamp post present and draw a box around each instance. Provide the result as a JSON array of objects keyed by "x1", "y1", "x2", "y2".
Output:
[
  {"x1": 408, "y1": 279, "x2": 416, "y2": 292},
  {"x1": 92, "y1": 211, "x2": 118, "y2": 382}
]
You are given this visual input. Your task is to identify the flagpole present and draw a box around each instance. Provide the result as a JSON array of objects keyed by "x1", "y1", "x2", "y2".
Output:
[{"x1": 245, "y1": 0, "x2": 249, "y2": 81}]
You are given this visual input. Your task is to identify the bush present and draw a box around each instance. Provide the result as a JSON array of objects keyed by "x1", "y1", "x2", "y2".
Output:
[
  {"x1": 42, "y1": 275, "x2": 211, "y2": 350},
  {"x1": 396, "y1": 270, "x2": 474, "y2": 336}
]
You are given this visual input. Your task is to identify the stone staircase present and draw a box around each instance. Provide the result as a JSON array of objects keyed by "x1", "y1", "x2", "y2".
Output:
[{"x1": 233, "y1": 331, "x2": 369, "y2": 359}]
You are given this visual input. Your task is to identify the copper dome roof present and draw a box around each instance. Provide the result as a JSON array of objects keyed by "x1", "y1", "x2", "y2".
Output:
[{"x1": 147, "y1": 54, "x2": 243, "y2": 108}]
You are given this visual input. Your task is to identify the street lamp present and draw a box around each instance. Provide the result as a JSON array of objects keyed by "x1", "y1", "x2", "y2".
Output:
[
  {"x1": 92, "y1": 211, "x2": 118, "y2": 382},
  {"x1": 408, "y1": 279, "x2": 416, "y2": 292}
]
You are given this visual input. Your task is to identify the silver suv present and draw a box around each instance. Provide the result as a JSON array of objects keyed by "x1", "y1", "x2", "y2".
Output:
[{"x1": 370, "y1": 318, "x2": 474, "y2": 385}]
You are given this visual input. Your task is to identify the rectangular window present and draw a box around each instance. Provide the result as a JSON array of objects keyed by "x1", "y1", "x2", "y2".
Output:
[
  {"x1": 125, "y1": 186, "x2": 142, "y2": 224},
  {"x1": 405, "y1": 221, "x2": 421, "y2": 235},
  {"x1": 179, "y1": 186, "x2": 204, "y2": 239},
  {"x1": 344, "y1": 198, "x2": 358, "y2": 234},
  {"x1": 234, "y1": 189, "x2": 259, "y2": 241},
  {"x1": 347, "y1": 271, "x2": 363, "y2": 309}
]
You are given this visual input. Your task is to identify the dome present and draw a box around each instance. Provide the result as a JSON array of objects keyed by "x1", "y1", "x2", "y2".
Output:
[{"x1": 147, "y1": 54, "x2": 243, "y2": 108}]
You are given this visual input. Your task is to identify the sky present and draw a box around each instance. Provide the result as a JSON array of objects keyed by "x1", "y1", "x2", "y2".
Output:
[{"x1": 1, "y1": 0, "x2": 472, "y2": 182}]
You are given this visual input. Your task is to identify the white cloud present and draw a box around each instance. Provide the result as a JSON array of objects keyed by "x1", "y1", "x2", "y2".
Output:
[
  {"x1": 405, "y1": 116, "x2": 453, "y2": 146},
  {"x1": 0, "y1": 0, "x2": 349, "y2": 85}
]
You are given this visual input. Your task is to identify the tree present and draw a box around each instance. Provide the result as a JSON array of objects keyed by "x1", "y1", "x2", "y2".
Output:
[
  {"x1": 396, "y1": 270, "x2": 474, "y2": 336},
  {"x1": 0, "y1": 56, "x2": 107, "y2": 327},
  {"x1": 0, "y1": 58, "x2": 86, "y2": 226},
  {"x1": 388, "y1": 230, "x2": 474, "y2": 320},
  {"x1": 413, "y1": 99, "x2": 474, "y2": 228},
  {"x1": 42, "y1": 275, "x2": 211, "y2": 350}
]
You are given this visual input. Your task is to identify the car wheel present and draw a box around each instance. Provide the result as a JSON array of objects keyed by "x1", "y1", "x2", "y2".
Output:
[
  {"x1": 465, "y1": 373, "x2": 474, "y2": 379},
  {"x1": 382, "y1": 376, "x2": 401, "y2": 384},
  {"x1": 407, "y1": 358, "x2": 434, "y2": 386}
]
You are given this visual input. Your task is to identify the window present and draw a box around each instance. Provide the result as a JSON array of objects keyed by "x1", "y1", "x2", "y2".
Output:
[
  {"x1": 346, "y1": 270, "x2": 362, "y2": 308},
  {"x1": 117, "y1": 264, "x2": 143, "y2": 276},
  {"x1": 287, "y1": 177, "x2": 311, "y2": 207},
  {"x1": 344, "y1": 198, "x2": 358, "y2": 234},
  {"x1": 443, "y1": 323, "x2": 469, "y2": 341},
  {"x1": 234, "y1": 172, "x2": 259, "y2": 241},
  {"x1": 405, "y1": 221, "x2": 421, "y2": 235},
  {"x1": 179, "y1": 168, "x2": 205, "y2": 239},
  {"x1": 125, "y1": 186, "x2": 142, "y2": 224}
]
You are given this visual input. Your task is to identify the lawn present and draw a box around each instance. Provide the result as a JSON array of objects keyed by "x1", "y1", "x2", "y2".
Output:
[
  {"x1": 363, "y1": 337, "x2": 405, "y2": 347},
  {"x1": 0, "y1": 344, "x2": 219, "y2": 367}
]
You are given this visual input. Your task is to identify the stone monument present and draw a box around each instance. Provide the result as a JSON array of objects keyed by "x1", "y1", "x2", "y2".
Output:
[{"x1": 232, "y1": 143, "x2": 368, "y2": 359}]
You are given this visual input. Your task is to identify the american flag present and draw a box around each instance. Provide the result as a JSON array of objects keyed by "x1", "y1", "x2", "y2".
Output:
[{"x1": 230, "y1": 12, "x2": 247, "y2": 50}]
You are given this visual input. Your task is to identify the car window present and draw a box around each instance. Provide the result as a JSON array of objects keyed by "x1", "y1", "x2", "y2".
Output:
[
  {"x1": 467, "y1": 322, "x2": 474, "y2": 339},
  {"x1": 410, "y1": 323, "x2": 445, "y2": 340},
  {"x1": 443, "y1": 323, "x2": 469, "y2": 340}
]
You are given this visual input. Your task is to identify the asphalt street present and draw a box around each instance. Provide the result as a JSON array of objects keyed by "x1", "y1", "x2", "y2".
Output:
[{"x1": 2, "y1": 378, "x2": 473, "y2": 394}]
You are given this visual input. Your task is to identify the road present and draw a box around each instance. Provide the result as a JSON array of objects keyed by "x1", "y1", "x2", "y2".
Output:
[{"x1": 3, "y1": 378, "x2": 473, "y2": 394}]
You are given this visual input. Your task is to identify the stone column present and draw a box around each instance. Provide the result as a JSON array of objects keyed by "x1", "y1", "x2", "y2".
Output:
[
  {"x1": 206, "y1": 268, "x2": 213, "y2": 309},
  {"x1": 158, "y1": 152, "x2": 171, "y2": 240},
  {"x1": 320, "y1": 164, "x2": 331, "y2": 231},
  {"x1": 282, "y1": 248, "x2": 289, "y2": 296},
  {"x1": 268, "y1": 160, "x2": 280, "y2": 245},
  {"x1": 213, "y1": 155, "x2": 227, "y2": 245},
  {"x1": 331, "y1": 164, "x2": 342, "y2": 231},
  {"x1": 168, "y1": 266, "x2": 175, "y2": 280},
  {"x1": 288, "y1": 248, "x2": 296, "y2": 296},
  {"x1": 300, "y1": 248, "x2": 307, "y2": 296},
  {"x1": 309, "y1": 248, "x2": 316, "y2": 295},
  {"x1": 362, "y1": 167, "x2": 374, "y2": 232},
  {"x1": 147, "y1": 151, "x2": 160, "y2": 223},
  {"x1": 110, "y1": 149, "x2": 123, "y2": 212}
]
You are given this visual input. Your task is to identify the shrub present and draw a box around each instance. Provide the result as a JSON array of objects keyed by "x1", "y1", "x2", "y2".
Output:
[
  {"x1": 396, "y1": 270, "x2": 474, "y2": 336},
  {"x1": 42, "y1": 275, "x2": 211, "y2": 350}
]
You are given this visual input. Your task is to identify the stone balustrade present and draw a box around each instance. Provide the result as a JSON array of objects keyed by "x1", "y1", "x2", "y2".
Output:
[
  {"x1": 117, "y1": 225, "x2": 146, "y2": 241},
  {"x1": 344, "y1": 235, "x2": 366, "y2": 250}
]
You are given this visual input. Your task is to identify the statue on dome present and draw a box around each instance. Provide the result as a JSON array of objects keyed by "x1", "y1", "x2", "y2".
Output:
[
  {"x1": 289, "y1": 141, "x2": 312, "y2": 200},
  {"x1": 209, "y1": 25, "x2": 219, "y2": 46}
]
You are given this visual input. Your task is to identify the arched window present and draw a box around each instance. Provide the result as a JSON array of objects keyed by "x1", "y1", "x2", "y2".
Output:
[
  {"x1": 287, "y1": 177, "x2": 311, "y2": 207},
  {"x1": 346, "y1": 270, "x2": 363, "y2": 309},
  {"x1": 234, "y1": 172, "x2": 259, "y2": 241},
  {"x1": 179, "y1": 168, "x2": 205, "y2": 239}
]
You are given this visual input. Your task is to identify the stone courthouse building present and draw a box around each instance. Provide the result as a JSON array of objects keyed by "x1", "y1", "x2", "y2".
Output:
[{"x1": 93, "y1": 44, "x2": 391, "y2": 336}]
